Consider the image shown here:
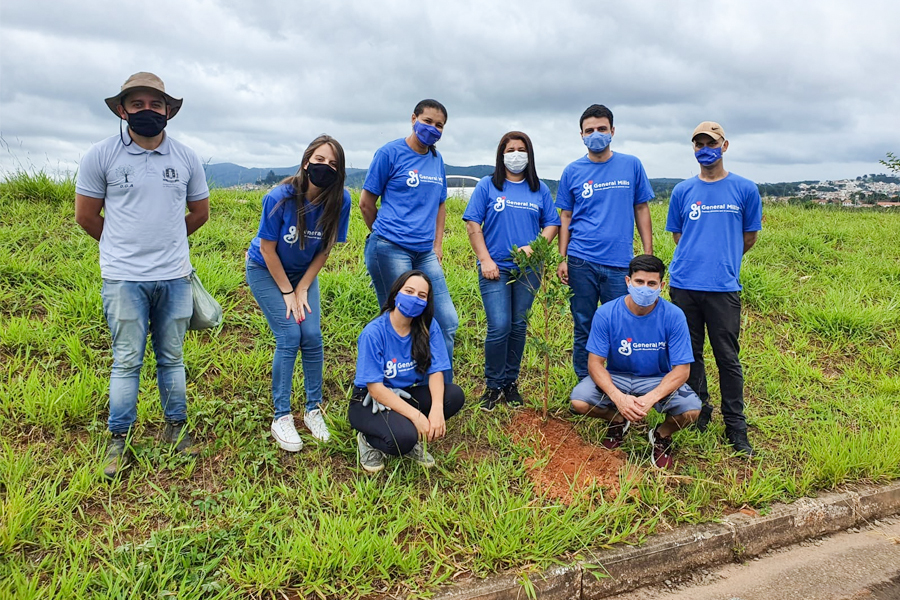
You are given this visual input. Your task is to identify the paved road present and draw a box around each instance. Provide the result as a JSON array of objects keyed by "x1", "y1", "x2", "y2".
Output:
[{"x1": 608, "y1": 516, "x2": 900, "y2": 600}]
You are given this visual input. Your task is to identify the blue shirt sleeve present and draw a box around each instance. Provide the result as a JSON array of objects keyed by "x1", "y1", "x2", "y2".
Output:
[
  {"x1": 539, "y1": 183, "x2": 561, "y2": 227},
  {"x1": 74, "y1": 144, "x2": 107, "y2": 198},
  {"x1": 186, "y1": 149, "x2": 210, "y2": 202},
  {"x1": 665, "y1": 185, "x2": 684, "y2": 234},
  {"x1": 462, "y1": 178, "x2": 490, "y2": 223},
  {"x1": 355, "y1": 323, "x2": 387, "y2": 385},
  {"x1": 336, "y1": 190, "x2": 352, "y2": 243},
  {"x1": 363, "y1": 147, "x2": 391, "y2": 196},
  {"x1": 666, "y1": 306, "x2": 695, "y2": 367},
  {"x1": 427, "y1": 319, "x2": 451, "y2": 374},
  {"x1": 555, "y1": 167, "x2": 575, "y2": 211},
  {"x1": 743, "y1": 185, "x2": 763, "y2": 232},
  {"x1": 633, "y1": 160, "x2": 654, "y2": 205},
  {"x1": 585, "y1": 309, "x2": 610, "y2": 358},
  {"x1": 257, "y1": 189, "x2": 285, "y2": 241}
]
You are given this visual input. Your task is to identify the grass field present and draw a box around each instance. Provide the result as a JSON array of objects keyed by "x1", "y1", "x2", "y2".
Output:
[{"x1": 2, "y1": 172, "x2": 899, "y2": 599}]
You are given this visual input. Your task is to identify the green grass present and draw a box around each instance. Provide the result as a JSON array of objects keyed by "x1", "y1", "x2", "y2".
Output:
[{"x1": 2, "y1": 171, "x2": 899, "y2": 599}]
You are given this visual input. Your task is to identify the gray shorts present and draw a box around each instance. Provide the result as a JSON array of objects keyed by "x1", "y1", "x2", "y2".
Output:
[{"x1": 570, "y1": 374, "x2": 701, "y2": 416}]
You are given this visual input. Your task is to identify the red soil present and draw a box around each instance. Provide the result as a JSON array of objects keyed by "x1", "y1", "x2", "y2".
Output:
[{"x1": 508, "y1": 409, "x2": 629, "y2": 504}]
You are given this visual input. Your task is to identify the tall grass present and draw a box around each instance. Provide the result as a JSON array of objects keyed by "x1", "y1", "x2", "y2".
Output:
[{"x1": 2, "y1": 171, "x2": 899, "y2": 598}]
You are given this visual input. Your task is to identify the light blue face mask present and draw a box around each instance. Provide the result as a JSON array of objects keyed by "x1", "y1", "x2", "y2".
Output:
[
  {"x1": 583, "y1": 131, "x2": 612, "y2": 153},
  {"x1": 694, "y1": 146, "x2": 723, "y2": 166},
  {"x1": 627, "y1": 284, "x2": 661, "y2": 307}
]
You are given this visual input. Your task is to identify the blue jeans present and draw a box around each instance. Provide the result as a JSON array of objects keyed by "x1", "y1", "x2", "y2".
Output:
[
  {"x1": 567, "y1": 256, "x2": 628, "y2": 379},
  {"x1": 478, "y1": 267, "x2": 540, "y2": 389},
  {"x1": 246, "y1": 260, "x2": 323, "y2": 418},
  {"x1": 101, "y1": 277, "x2": 193, "y2": 434},
  {"x1": 364, "y1": 234, "x2": 458, "y2": 382}
]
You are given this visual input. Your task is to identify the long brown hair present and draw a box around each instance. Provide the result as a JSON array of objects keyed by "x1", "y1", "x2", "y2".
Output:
[
  {"x1": 491, "y1": 131, "x2": 540, "y2": 193},
  {"x1": 274, "y1": 135, "x2": 346, "y2": 252}
]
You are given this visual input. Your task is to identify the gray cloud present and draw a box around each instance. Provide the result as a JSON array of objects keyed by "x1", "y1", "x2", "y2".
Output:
[{"x1": 1, "y1": 0, "x2": 898, "y2": 183}]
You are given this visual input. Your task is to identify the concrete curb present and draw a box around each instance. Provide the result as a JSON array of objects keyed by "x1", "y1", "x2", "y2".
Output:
[{"x1": 434, "y1": 481, "x2": 900, "y2": 600}]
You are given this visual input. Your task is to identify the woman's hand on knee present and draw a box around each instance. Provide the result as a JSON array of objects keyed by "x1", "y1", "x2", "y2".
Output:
[
  {"x1": 427, "y1": 412, "x2": 446, "y2": 441},
  {"x1": 413, "y1": 412, "x2": 431, "y2": 439}
]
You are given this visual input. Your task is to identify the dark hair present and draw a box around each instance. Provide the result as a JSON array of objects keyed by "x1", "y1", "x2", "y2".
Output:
[
  {"x1": 381, "y1": 270, "x2": 435, "y2": 374},
  {"x1": 413, "y1": 99, "x2": 447, "y2": 156},
  {"x1": 491, "y1": 131, "x2": 540, "y2": 193},
  {"x1": 274, "y1": 135, "x2": 346, "y2": 253},
  {"x1": 628, "y1": 254, "x2": 666, "y2": 278},
  {"x1": 579, "y1": 104, "x2": 614, "y2": 131}
]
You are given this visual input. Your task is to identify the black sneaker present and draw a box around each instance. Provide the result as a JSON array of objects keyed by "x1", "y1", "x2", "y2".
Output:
[
  {"x1": 479, "y1": 387, "x2": 502, "y2": 412},
  {"x1": 103, "y1": 433, "x2": 131, "y2": 479},
  {"x1": 695, "y1": 404, "x2": 714, "y2": 432},
  {"x1": 601, "y1": 419, "x2": 630, "y2": 450},
  {"x1": 725, "y1": 427, "x2": 755, "y2": 457},
  {"x1": 162, "y1": 421, "x2": 200, "y2": 457},
  {"x1": 502, "y1": 381, "x2": 524, "y2": 407}
]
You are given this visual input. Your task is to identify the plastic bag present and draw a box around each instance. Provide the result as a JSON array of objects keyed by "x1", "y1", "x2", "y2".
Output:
[{"x1": 188, "y1": 269, "x2": 223, "y2": 330}]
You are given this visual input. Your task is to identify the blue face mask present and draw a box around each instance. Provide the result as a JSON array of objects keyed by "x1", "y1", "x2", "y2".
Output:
[
  {"x1": 395, "y1": 291, "x2": 428, "y2": 318},
  {"x1": 627, "y1": 284, "x2": 661, "y2": 307},
  {"x1": 583, "y1": 131, "x2": 612, "y2": 153},
  {"x1": 694, "y1": 146, "x2": 723, "y2": 166},
  {"x1": 413, "y1": 120, "x2": 442, "y2": 146}
]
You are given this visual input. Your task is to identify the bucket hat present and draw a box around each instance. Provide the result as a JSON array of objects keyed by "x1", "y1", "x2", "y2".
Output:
[{"x1": 104, "y1": 72, "x2": 183, "y2": 118}]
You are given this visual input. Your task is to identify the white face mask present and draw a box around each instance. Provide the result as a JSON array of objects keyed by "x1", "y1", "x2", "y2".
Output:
[{"x1": 503, "y1": 151, "x2": 528, "y2": 174}]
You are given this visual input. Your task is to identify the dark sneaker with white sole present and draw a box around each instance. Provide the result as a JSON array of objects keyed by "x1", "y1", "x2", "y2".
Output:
[
  {"x1": 601, "y1": 419, "x2": 630, "y2": 450},
  {"x1": 103, "y1": 433, "x2": 131, "y2": 479},
  {"x1": 162, "y1": 421, "x2": 200, "y2": 457},
  {"x1": 479, "y1": 387, "x2": 502, "y2": 412},
  {"x1": 502, "y1": 381, "x2": 524, "y2": 407},
  {"x1": 725, "y1": 427, "x2": 755, "y2": 457},
  {"x1": 648, "y1": 427, "x2": 675, "y2": 469}
]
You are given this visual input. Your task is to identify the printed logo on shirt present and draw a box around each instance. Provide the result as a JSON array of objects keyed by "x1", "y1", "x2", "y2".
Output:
[
  {"x1": 690, "y1": 200, "x2": 740, "y2": 221},
  {"x1": 493, "y1": 196, "x2": 507, "y2": 212},
  {"x1": 581, "y1": 179, "x2": 633, "y2": 199},
  {"x1": 163, "y1": 167, "x2": 178, "y2": 182},
  {"x1": 283, "y1": 226, "x2": 298, "y2": 245},
  {"x1": 114, "y1": 165, "x2": 135, "y2": 188},
  {"x1": 406, "y1": 170, "x2": 420, "y2": 187},
  {"x1": 619, "y1": 337, "x2": 667, "y2": 356},
  {"x1": 384, "y1": 357, "x2": 417, "y2": 379},
  {"x1": 618, "y1": 338, "x2": 633, "y2": 356}
]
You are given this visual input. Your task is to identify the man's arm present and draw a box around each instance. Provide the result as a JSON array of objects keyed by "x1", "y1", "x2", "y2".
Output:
[
  {"x1": 743, "y1": 231, "x2": 758, "y2": 254},
  {"x1": 556, "y1": 209, "x2": 572, "y2": 283},
  {"x1": 635, "y1": 363, "x2": 690, "y2": 406},
  {"x1": 634, "y1": 203, "x2": 653, "y2": 255},
  {"x1": 672, "y1": 232, "x2": 682, "y2": 245},
  {"x1": 186, "y1": 198, "x2": 209, "y2": 236},
  {"x1": 359, "y1": 190, "x2": 379, "y2": 231},
  {"x1": 588, "y1": 354, "x2": 648, "y2": 422},
  {"x1": 75, "y1": 194, "x2": 105, "y2": 241}
]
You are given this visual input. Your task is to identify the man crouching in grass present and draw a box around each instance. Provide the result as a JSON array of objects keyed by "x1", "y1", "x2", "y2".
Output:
[
  {"x1": 74, "y1": 73, "x2": 210, "y2": 479},
  {"x1": 569, "y1": 255, "x2": 700, "y2": 469}
]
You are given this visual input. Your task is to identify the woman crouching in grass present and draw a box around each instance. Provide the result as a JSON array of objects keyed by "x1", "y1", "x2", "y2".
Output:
[
  {"x1": 350, "y1": 270, "x2": 465, "y2": 473},
  {"x1": 246, "y1": 135, "x2": 351, "y2": 451}
]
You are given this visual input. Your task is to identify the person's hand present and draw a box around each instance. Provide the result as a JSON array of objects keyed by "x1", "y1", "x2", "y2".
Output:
[
  {"x1": 427, "y1": 411, "x2": 446, "y2": 441},
  {"x1": 557, "y1": 260, "x2": 569, "y2": 285},
  {"x1": 519, "y1": 244, "x2": 534, "y2": 257},
  {"x1": 283, "y1": 291, "x2": 304, "y2": 323},
  {"x1": 612, "y1": 393, "x2": 648, "y2": 422},
  {"x1": 412, "y1": 412, "x2": 431, "y2": 438},
  {"x1": 434, "y1": 244, "x2": 444, "y2": 263},
  {"x1": 480, "y1": 258, "x2": 500, "y2": 280},
  {"x1": 294, "y1": 286, "x2": 311, "y2": 322}
]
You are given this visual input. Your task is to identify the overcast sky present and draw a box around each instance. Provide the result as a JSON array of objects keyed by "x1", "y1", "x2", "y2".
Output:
[{"x1": 2, "y1": 0, "x2": 898, "y2": 184}]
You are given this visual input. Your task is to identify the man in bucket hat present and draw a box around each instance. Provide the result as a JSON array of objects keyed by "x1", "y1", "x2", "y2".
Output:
[{"x1": 75, "y1": 72, "x2": 210, "y2": 478}]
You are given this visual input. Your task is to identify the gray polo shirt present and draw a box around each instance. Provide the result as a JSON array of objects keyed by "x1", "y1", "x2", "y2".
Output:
[{"x1": 75, "y1": 133, "x2": 209, "y2": 281}]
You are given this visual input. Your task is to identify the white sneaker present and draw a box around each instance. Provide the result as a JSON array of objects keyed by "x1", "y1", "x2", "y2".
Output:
[
  {"x1": 303, "y1": 408, "x2": 331, "y2": 442},
  {"x1": 271, "y1": 415, "x2": 303, "y2": 452}
]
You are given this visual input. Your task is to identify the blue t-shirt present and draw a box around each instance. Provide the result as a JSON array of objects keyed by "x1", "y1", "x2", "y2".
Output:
[
  {"x1": 354, "y1": 312, "x2": 451, "y2": 388},
  {"x1": 363, "y1": 138, "x2": 448, "y2": 253},
  {"x1": 665, "y1": 173, "x2": 762, "y2": 292},
  {"x1": 555, "y1": 152, "x2": 654, "y2": 267},
  {"x1": 462, "y1": 177, "x2": 561, "y2": 269},
  {"x1": 247, "y1": 183, "x2": 352, "y2": 275},
  {"x1": 586, "y1": 296, "x2": 694, "y2": 378}
]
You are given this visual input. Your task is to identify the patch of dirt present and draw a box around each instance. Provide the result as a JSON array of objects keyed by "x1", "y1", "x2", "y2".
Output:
[{"x1": 508, "y1": 408, "x2": 629, "y2": 504}]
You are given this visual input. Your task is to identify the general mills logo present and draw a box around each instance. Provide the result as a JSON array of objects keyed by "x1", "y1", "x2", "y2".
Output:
[
  {"x1": 493, "y1": 196, "x2": 506, "y2": 212},
  {"x1": 581, "y1": 180, "x2": 594, "y2": 198},
  {"x1": 384, "y1": 358, "x2": 398, "y2": 379},
  {"x1": 618, "y1": 338, "x2": 633, "y2": 356},
  {"x1": 689, "y1": 201, "x2": 702, "y2": 221},
  {"x1": 283, "y1": 226, "x2": 298, "y2": 245},
  {"x1": 163, "y1": 167, "x2": 178, "y2": 182},
  {"x1": 406, "y1": 170, "x2": 420, "y2": 187}
]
